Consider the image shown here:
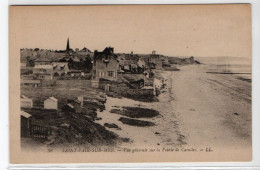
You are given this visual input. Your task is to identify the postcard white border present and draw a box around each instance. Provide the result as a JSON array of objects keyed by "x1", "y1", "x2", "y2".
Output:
[{"x1": 1, "y1": 0, "x2": 260, "y2": 169}]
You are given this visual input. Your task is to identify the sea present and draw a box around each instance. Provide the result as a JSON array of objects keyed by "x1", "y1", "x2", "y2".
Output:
[{"x1": 196, "y1": 56, "x2": 252, "y2": 80}]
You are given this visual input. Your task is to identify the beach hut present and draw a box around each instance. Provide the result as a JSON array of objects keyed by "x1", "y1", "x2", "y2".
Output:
[
  {"x1": 74, "y1": 99, "x2": 81, "y2": 113},
  {"x1": 21, "y1": 111, "x2": 32, "y2": 137},
  {"x1": 44, "y1": 97, "x2": 58, "y2": 110},
  {"x1": 20, "y1": 95, "x2": 33, "y2": 108},
  {"x1": 77, "y1": 96, "x2": 84, "y2": 108}
]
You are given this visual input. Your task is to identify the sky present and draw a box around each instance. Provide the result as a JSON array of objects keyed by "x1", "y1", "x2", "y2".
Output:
[{"x1": 10, "y1": 4, "x2": 251, "y2": 58}]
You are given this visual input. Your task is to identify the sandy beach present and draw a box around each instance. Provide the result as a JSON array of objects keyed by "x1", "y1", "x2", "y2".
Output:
[
  {"x1": 97, "y1": 64, "x2": 252, "y2": 151},
  {"x1": 171, "y1": 65, "x2": 251, "y2": 149}
]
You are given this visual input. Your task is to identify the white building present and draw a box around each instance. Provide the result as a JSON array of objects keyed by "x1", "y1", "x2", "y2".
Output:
[
  {"x1": 21, "y1": 95, "x2": 33, "y2": 108},
  {"x1": 44, "y1": 97, "x2": 58, "y2": 110},
  {"x1": 154, "y1": 78, "x2": 163, "y2": 89}
]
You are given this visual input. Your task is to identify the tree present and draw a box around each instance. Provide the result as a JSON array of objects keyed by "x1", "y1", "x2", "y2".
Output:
[
  {"x1": 84, "y1": 55, "x2": 93, "y2": 72},
  {"x1": 26, "y1": 56, "x2": 35, "y2": 67}
]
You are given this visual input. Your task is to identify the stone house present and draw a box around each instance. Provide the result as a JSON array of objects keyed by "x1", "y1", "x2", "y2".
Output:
[
  {"x1": 141, "y1": 51, "x2": 163, "y2": 70},
  {"x1": 52, "y1": 62, "x2": 70, "y2": 76},
  {"x1": 92, "y1": 47, "x2": 119, "y2": 81},
  {"x1": 34, "y1": 59, "x2": 52, "y2": 66},
  {"x1": 33, "y1": 65, "x2": 54, "y2": 80},
  {"x1": 118, "y1": 53, "x2": 146, "y2": 74}
]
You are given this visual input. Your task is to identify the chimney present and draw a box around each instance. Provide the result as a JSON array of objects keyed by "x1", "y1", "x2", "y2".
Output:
[{"x1": 109, "y1": 47, "x2": 114, "y2": 53}]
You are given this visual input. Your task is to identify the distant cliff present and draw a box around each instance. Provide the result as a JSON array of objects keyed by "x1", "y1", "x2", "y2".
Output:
[{"x1": 168, "y1": 56, "x2": 200, "y2": 65}]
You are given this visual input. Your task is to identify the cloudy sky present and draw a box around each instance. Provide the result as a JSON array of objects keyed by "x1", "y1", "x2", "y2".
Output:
[{"x1": 10, "y1": 4, "x2": 251, "y2": 58}]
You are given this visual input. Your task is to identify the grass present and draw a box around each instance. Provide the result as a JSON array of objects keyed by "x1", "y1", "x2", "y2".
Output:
[
  {"x1": 21, "y1": 79, "x2": 122, "y2": 147},
  {"x1": 21, "y1": 80, "x2": 96, "y2": 109}
]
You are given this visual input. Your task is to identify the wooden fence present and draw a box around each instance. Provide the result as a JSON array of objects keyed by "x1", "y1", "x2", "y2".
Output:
[{"x1": 30, "y1": 124, "x2": 52, "y2": 139}]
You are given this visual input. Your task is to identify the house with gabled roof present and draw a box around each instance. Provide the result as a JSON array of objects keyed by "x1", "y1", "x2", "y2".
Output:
[
  {"x1": 21, "y1": 95, "x2": 33, "y2": 108},
  {"x1": 44, "y1": 97, "x2": 58, "y2": 110},
  {"x1": 52, "y1": 61, "x2": 70, "y2": 76},
  {"x1": 21, "y1": 111, "x2": 32, "y2": 137},
  {"x1": 33, "y1": 64, "x2": 54, "y2": 80},
  {"x1": 92, "y1": 47, "x2": 120, "y2": 81}
]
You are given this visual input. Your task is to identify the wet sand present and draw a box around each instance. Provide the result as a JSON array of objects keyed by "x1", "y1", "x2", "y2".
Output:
[
  {"x1": 96, "y1": 64, "x2": 251, "y2": 150},
  {"x1": 171, "y1": 65, "x2": 251, "y2": 149}
]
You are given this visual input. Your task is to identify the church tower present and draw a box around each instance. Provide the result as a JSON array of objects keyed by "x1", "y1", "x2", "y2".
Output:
[{"x1": 66, "y1": 38, "x2": 70, "y2": 51}]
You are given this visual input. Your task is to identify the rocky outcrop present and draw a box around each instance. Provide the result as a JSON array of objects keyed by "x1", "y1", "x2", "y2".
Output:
[{"x1": 168, "y1": 56, "x2": 200, "y2": 65}]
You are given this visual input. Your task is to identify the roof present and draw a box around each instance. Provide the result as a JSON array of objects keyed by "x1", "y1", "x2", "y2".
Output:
[
  {"x1": 67, "y1": 103, "x2": 74, "y2": 108},
  {"x1": 80, "y1": 47, "x2": 91, "y2": 52},
  {"x1": 21, "y1": 79, "x2": 41, "y2": 84},
  {"x1": 52, "y1": 61, "x2": 68, "y2": 64},
  {"x1": 21, "y1": 95, "x2": 28, "y2": 99},
  {"x1": 124, "y1": 54, "x2": 139, "y2": 61},
  {"x1": 21, "y1": 95, "x2": 32, "y2": 101},
  {"x1": 21, "y1": 111, "x2": 32, "y2": 118},
  {"x1": 74, "y1": 99, "x2": 81, "y2": 104},
  {"x1": 48, "y1": 97, "x2": 58, "y2": 102},
  {"x1": 94, "y1": 47, "x2": 118, "y2": 61},
  {"x1": 130, "y1": 64, "x2": 138, "y2": 68},
  {"x1": 142, "y1": 86, "x2": 154, "y2": 90},
  {"x1": 69, "y1": 70, "x2": 82, "y2": 73},
  {"x1": 34, "y1": 65, "x2": 53, "y2": 69},
  {"x1": 34, "y1": 58, "x2": 52, "y2": 62}
]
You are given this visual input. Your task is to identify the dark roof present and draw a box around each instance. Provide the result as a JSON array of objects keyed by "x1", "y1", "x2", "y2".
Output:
[
  {"x1": 80, "y1": 47, "x2": 91, "y2": 52},
  {"x1": 124, "y1": 54, "x2": 140, "y2": 61},
  {"x1": 74, "y1": 99, "x2": 81, "y2": 104},
  {"x1": 21, "y1": 111, "x2": 32, "y2": 118},
  {"x1": 94, "y1": 47, "x2": 117, "y2": 61}
]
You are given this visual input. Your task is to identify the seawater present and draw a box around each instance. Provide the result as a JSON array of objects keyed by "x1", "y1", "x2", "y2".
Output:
[{"x1": 197, "y1": 56, "x2": 251, "y2": 80}]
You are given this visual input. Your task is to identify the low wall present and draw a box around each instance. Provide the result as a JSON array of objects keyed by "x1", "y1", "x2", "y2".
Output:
[{"x1": 98, "y1": 79, "x2": 156, "y2": 101}]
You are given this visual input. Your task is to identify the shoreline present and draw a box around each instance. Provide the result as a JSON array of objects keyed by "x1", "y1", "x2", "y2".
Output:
[{"x1": 96, "y1": 64, "x2": 251, "y2": 150}]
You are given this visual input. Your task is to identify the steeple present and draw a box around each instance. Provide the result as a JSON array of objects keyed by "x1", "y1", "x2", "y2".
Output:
[{"x1": 66, "y1": 38, "x2": 70, "y2": 51}]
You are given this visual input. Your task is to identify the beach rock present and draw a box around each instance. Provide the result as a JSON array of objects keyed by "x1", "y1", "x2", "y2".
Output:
[
  {"x1": 110, "y1": 107, "x2": 159, "y2": 118},
  {"x1": 104, "y1": 123, "x2": 121, "y2": 130},
  {"x1": 119, "y1": 117, "x2": 155, "y2": 127}
]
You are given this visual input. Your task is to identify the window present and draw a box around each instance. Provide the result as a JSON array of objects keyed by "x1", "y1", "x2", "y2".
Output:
[
  {"x1": 99, "y1": 71, "x2": 105, "y2": 77},
  {"x1": 108, "y1": 71, "x2": 114, "y2": 77}
]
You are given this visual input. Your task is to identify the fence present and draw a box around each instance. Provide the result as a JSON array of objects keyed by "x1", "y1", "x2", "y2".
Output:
[{"x1": 30, "y1": 124, "x2": 52, "y2": 139}]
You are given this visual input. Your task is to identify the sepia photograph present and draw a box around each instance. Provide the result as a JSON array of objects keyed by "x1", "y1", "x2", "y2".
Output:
[{"x1": 9, "y1": 4, "x2": 252, "y2": 163}]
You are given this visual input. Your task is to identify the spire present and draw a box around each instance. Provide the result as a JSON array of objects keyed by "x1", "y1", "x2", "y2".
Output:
[{"x1": 66, "y1": 38, "x2": 70, "y2": 51}]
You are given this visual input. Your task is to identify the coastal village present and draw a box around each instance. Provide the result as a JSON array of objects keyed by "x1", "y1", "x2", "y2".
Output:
[{"x1": 20, "y1": 38, "x2": 199, "y2": 148}]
